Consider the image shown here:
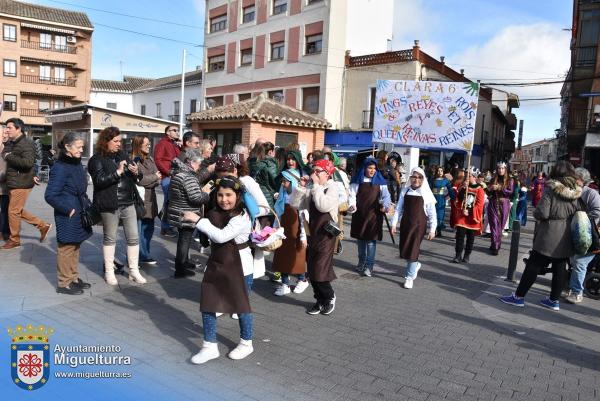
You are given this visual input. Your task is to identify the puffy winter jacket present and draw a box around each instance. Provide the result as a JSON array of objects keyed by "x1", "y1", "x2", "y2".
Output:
[
  {"x1": 4, "y1": 134, "x2": 36, "y2": 190},
  {"x1": 167, "y1": 159, "x2": 209, "y2": 229},
  {"x1": 252, "y1": 157, "x2": 279, "y2": 210}
]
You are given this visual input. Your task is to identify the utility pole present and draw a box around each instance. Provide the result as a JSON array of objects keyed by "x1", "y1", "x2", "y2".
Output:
[{"x1": 179, "y1": 49, "x2": 186, "y2": 137}]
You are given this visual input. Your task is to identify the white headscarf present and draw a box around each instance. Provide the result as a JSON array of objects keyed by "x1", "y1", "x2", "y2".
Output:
[{"x1": 409, "y1": 167, "x2": 436, "y2": 206}]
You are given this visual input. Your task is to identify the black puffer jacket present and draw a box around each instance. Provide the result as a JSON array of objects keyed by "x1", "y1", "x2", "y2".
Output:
[
  {"x1": 88, "y1": 151, "x2": 142, "y2": 212},
  {"x1": 4, "y1": 134, "x2": 36, "y2": 190},
  {"x1": 167, "y1": 158, "x2": 209, "y2": 229}
]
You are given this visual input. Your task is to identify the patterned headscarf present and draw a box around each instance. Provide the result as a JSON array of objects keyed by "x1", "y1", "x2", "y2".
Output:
[
  {"x1": 313, "y1": 159, "x2": 335, "y2": 176},
  {"x1": 215, "y1": 156, "x2": 235, "y2": 172}
]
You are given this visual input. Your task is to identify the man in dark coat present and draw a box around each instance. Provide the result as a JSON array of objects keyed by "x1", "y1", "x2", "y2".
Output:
[{"x1": 1, "y1": 118, "x2": 51, "y2": 250}]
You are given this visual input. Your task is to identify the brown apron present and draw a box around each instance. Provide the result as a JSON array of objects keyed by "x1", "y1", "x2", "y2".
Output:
[
  {"x1": 350, "y1": 183, "x2": 382, "y2": 241},
  {"x1": 272, "y1": 204, "x2": 306, "y2": 275},
  {"x1": 399, "y1": 192, "x2": 427, "y2": 261},
  {"x1": 306, "y1": 199, "x2": 337, "y2": 282},
  {"x1": 200, "y1": 209, "x2": 251, "y2": 314}
]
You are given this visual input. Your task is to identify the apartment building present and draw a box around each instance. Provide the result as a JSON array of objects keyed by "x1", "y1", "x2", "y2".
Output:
[
  {"x1": 561, "y1": 0, "x2": 600, "y2": 175},
  {"x1": 0, "y1": 0, "x2": 93, "y2": 134},
  {"x1": 202, "y1": 0, "x2": 393, "y2": 128}
]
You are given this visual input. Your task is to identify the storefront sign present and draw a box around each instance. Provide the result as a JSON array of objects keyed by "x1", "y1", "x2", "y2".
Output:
[{"x1": 372, "y1": 80, "x2": 479, "y2": 152}]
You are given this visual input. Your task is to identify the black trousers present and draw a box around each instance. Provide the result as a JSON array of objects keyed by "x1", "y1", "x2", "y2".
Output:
[
  {"x1": 515, "y1": 250, "x2": 567, "y2": 301},
  {"x1": 455, "y1": 227, "x2": 475, "y2": 256},
  {"x1": 310, "y1": 281, "x2": 334, "y2": 304},
  {"x1": 175, "y1": 227, "x2": 194, "y2": 273}
]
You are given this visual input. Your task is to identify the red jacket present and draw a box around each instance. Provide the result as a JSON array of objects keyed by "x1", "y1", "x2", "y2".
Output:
[
  {"x1": 450, "y1": 184, "x2": 485, "y2": 234},
  {"x1": 154, "y1": 136, "x2": 181, "y2": 177}
]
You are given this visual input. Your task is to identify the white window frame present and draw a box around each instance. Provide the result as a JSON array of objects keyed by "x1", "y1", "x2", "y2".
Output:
[
  {"x1": 242, "y1": 5, "x2": 255, "y2": 23},
  {"x1": 208, "y1": 55, "x2": 225, "y2": 72},
  {"x1": 210, "y1": 14, "x2": 227, "y2": 33},
  {"x1": 240, "y1": 48, "x2": 253, "y2": 66},
  {"x1": 271, "y1": 42, "x2": 285, "y2": 61},
  {"x1": 54, "y1": 99, "x2": 65, "y2": 109},
  {"x1": 3, "y1": 24, "x2": 16, "y2": 41},
  {"x1": 54, "y1": 35, "x2": 67, "y2": 52},
  {"x1": 38, "y1": 99, "x2": 51, "y2": 111},
  {"x1": 4, "y1": 94, "x2": 17, "y2": 111},
  {"x1": 305, "y1": 34, "x2": 322, "y2": 55},
  {"x1": 273, "y1": 0, "x2": 287, "y2": 15},
  {"x1": 39, "y1": 65, "x2": 51, "y2": 80},
  {"x1": 40, "y1": 33, "x2": 52, "y2": 49},
  {"x1": 54, "y1": 66, "x2": 66, "y2": 83},
  {"x1": 3, "y1": 59, "x2": 16, "y2": 77}
]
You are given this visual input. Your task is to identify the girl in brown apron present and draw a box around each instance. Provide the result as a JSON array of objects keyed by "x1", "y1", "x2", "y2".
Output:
[
  {"x1": 348, "y1": 157, "x2": 392, "y2": 277},
  {"x1": 182, "y1": 176, "x2": 254, "y2": 364},
  {"x1": 391, "y1": 167, "x2": 437, "y2": 289},
  {"x1": 290, "y1": 159, "x2": 339, "y2": 315},
  {"x1": 273, "y1": 169, "x2": 309, "y2": 296}
]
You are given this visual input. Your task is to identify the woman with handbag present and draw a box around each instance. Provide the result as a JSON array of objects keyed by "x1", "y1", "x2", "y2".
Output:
[
  {"x1": 290, "y1": 159, "x2": 339, "y2": 315},
  {"x1": 131, "y1": 135, "x2": 161, "y2": 265},
  {"x1": 499, "y1": 161, "x2": 582, "y2": 311},
  {"x1": 44, "y1": 132, "x2": 92, "y2": 295},
  {"x1": 347, "y1": 157, "x2": 391, "y2": 277},
  {"x1": 88, "y1": 127, "x2": 147, "y2": 286}
]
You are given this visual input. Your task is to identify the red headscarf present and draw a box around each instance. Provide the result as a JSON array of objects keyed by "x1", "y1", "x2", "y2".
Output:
[{"x1": 314, "y1": 159, "x2": 335, "y2": 176}]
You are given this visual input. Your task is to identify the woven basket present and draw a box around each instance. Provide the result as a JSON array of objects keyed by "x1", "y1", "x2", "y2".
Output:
[{"x1": 257, "y1": 206, "x2": 283, "y2": 252}]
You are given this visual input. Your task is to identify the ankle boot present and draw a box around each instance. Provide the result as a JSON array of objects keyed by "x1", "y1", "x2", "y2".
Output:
[
  {"x1": 462, "y1": 253, "x2": 471, "y2": 263},
  {"x1": 451, "y1": 252, "x2": 462, "y2": 263},
  {"x1": 228, "y1": 339, "x2": 254, "y2": 360},
  {"x1": 191, "y1": 341, "x2": 220, "y2": 364},
  {"x1": 127, "y1": 245, "x2": 146, "y2": 284},
  {"x1": 103, "y1": 245, "x2": 118, "y2": 286}
]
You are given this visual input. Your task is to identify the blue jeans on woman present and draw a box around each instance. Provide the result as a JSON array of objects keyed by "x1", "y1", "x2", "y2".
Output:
[
  {"x1": 569, "y1": 253, "x2": 595, "y2": 295},
  {"x1": 202, "y1": 274, "x2": 253, "y2": 342},
  {"x1": 357, "y1": 239, "x2": 377, "y2": 272},
  {"x1": 137, "y1": 218, "x2": 155, "y2": 261}
]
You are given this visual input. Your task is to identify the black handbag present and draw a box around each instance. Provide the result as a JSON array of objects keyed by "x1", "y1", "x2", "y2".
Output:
[
  {"x1": 80, "y1": 194, "x2": 101, "y2": 228},
  {"x1": 132, "y1": 187, "x2": 146, "y2": 219}
]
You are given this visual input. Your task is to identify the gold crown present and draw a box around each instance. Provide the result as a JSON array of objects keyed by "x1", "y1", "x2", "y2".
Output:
[{"x1": 7, "y1": 324, "x2": 54, "y2": 343}]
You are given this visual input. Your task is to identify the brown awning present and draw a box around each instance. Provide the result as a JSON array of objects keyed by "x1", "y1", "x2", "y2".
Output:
[
  {"x1": 20, "y1": 91, "x2": 76, "y2": 99},
  {"x1": 20, "y1": 57, "x2": 76, "y2": 67}
]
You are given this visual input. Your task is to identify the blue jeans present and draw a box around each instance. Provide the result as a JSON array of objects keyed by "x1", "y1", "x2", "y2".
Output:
[
  {"x1": 202, "y1": 274, "x2": 253, "y2": 342},
  {"x1": 405, "y1": 260, "x2": 420, "y2": 279},
  {"x1": 137, "y1": 218, "x2": 155, "y2": 261},
  {"x1": 569, "y1": 254, "x2": 595, "y2": 295},
  {"x1": 281, "y1": 273, "x2": 306, "y2": 285},
  {"x1": 357, "y1": 239, "x2": 376, "y2": 270},
  {"x1": 160, "y1": 177, "x2": 171, "y2": 230}
]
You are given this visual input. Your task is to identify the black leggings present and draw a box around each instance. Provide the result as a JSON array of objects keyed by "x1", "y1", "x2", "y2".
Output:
[
  {"x1": 455, "y1": 227, "x2": 475, "y2": 255},
  {"x1": 515, "y1": 250, "x2": 567, "y2": 301}
]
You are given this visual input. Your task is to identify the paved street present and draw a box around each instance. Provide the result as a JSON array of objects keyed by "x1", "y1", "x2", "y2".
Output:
[{"x1": 1, "y1": 185, "x2": 599, "y2": 401}]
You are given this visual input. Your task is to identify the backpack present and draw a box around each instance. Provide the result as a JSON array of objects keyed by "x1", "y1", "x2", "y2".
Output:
[{"x1": 571, "y1": 202, "x2": 592, "y2": 255}]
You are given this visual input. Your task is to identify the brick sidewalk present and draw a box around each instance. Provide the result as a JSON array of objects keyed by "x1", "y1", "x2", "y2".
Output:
[{"x1": 1, "y1": 185, "x2": 598, "y2": 401}]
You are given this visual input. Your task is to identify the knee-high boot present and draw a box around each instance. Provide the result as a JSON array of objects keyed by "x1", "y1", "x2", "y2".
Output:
[
  {"x1": 127, "y1": 245, "x2": 147, "y2": 284},
  {"x1": 103, "y1": 244, "x2": 118, "y2": 286}
]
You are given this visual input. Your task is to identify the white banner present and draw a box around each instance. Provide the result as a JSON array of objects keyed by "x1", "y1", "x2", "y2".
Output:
[{"x1": 372, "y1": 80, "x2": 479, "y2": 152}]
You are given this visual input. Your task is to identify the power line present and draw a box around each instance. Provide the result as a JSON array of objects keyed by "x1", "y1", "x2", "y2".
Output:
[
  {"x1": 92, "y1": 22, "x2": 202, "y2": 46},
  {"x1": 48, "y1": 0, "x2": 203, "y2": 29}
]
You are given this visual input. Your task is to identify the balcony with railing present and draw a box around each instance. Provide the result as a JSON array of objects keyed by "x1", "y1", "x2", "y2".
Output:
[
  {"x1": 362, "y1": 110, "x2": 374, "y2": 129},
  {"x1": 568, "y1": 108, "x2": 590, "y2": 130},
  {"x1": 21, "y1": 39, "x2": 77, "y2": 54},
  {"x1": 21, "y1": 74, "x2": 76, "y2": 87},
  {"x1": 20, "y1": 108, "x2": 46, "y2": 117}
]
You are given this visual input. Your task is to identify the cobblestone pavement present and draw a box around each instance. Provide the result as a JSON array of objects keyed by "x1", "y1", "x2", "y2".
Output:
[{"x1": 1, "y1": 185, "x2": 598, "y2": 401}]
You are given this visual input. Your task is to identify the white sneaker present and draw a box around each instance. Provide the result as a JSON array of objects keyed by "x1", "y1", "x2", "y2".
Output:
[
  {"x1": 413, "y1": 262, "x2": 422, "y2": 279},
  {"x1": 404, "y1": 277, "x2": 414, "y2": 289},
  {"x1": 191, "y1": 341, "x2": 219, "y2": 364},
  {"x1": 274, "y1": 284, "x2": 291, "y2": 296},
  {"x1": 293, "y1": 280, "x2": 309, "y2": 294},
  {"x1": 215, "y1": 312, "x2": 223, "y2": 317},
  {"x1": 228, "y1": 339, "x2": 253, "y2": 360},
  {"x1": 230, "y1": 313, "x2": 239, "y2": 320}
]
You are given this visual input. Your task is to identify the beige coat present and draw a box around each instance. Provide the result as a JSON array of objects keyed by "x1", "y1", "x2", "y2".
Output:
[{"x1": 290, "y1": 179, "x2": 339, "y2": 223}]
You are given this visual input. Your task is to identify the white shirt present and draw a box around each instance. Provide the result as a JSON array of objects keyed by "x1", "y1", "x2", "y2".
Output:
[
  {"x1": 196, "y1": 213, "x2": 254, "y2": 276},
  {"x1": 391, "y1": 187, "x2": 437, "y2": 233}
]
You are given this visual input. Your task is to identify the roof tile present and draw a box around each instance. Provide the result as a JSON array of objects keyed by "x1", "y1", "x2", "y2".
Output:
[{"x1": 0, "y1": 0, "x2": 93, "y2": 29}]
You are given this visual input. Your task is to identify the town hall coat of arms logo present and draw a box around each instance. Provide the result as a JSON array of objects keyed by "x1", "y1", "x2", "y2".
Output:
[{"x1": 8, "y1": 324, "x2": 53, "y2": 390}]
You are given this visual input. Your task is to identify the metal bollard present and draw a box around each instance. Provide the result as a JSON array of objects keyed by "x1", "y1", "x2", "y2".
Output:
[{"x1": 506, "y1": 220, "x2": 521, "y2": 282}]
